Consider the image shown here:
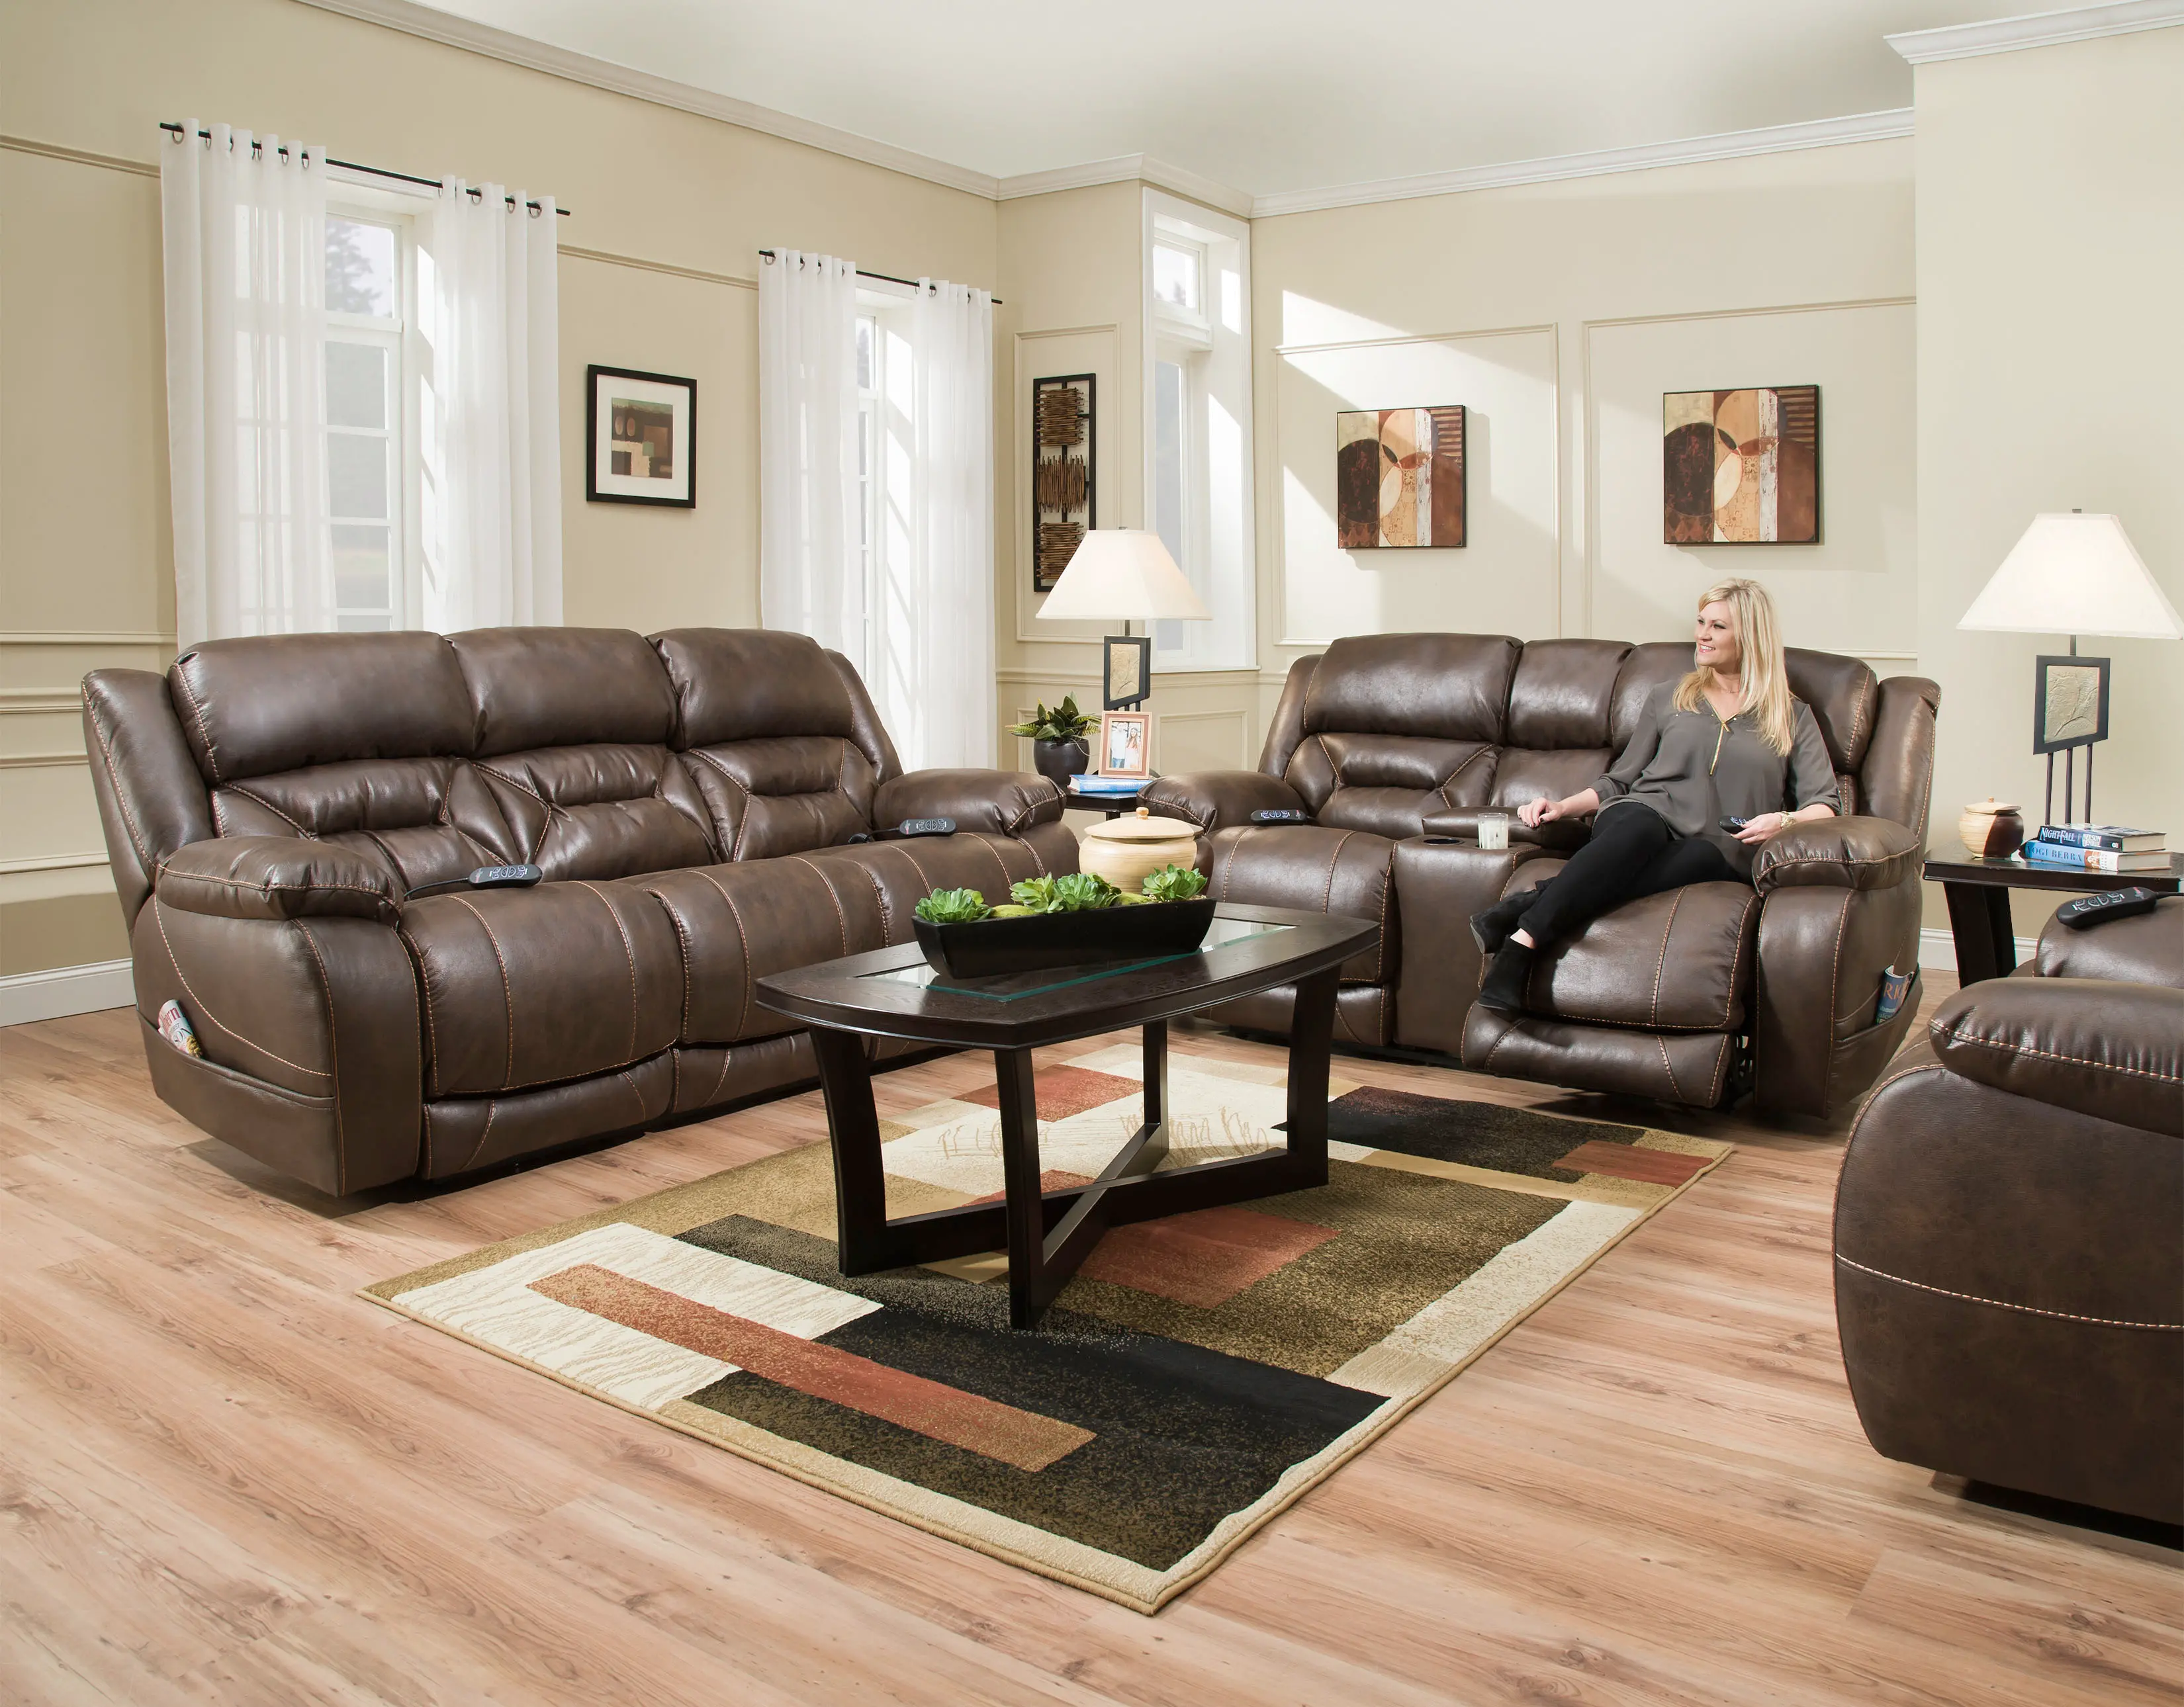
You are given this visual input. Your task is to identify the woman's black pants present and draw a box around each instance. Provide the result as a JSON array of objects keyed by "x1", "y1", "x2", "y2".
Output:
[{"x1": 1514, "y1": 805, "x2": 1743, "y2": 946}]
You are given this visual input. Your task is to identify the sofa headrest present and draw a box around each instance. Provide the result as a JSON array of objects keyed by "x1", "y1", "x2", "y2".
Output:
[
  {"x1": 168, "y1": 632, "x2": 473, "y2": 783},
  {"x1": 1609, "y1": 643, "x2": 1695, "y2": 750},
  {"x1": 649, "y1": 629, "x2": 856, "y2": 748},
  {"x1": 1786, "y1": 648, "x2": 1880, "y2": 773},
  {"x1": 1302, "y1": 633, "x2": 1519, "y2": 742},
  {"x1": 449, "y1": 628, "x2": 676, "y2": 757},
  {"x1": 1508, "y1": 639, "x2": 1631, "y2": 750}
]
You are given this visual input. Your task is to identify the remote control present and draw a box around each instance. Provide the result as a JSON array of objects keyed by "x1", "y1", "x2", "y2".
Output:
[
  {"x1": 893, "y1": 817, "x2": 956, "y2": 838},
  {"x1": 2054, "y1": 886, "x2": 2164, "y2": 928},
  {"x1": 469, "y1": 863, "x2": 541, "y2": 889},
  {"x1": 1719, "y1": 816, "x2": 1749, "y2": 833},
  {"x1": 1250, "y1": 808, "x2": 1312, "y2": 825}
]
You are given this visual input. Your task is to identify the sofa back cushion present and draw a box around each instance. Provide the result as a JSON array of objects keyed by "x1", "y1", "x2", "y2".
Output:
[
  {"x1": 1787, "y1": 648, "x2": 1879, "y2": 818},
  {"x1": 451, "y1": 627, "x2": 715, "y2": 879},
  {"x1": 172, "y1": 633, "x2": 515, "y2": 891},
  {"x1": 652, "y1": 629, "x2": 878, "y2": 857}
]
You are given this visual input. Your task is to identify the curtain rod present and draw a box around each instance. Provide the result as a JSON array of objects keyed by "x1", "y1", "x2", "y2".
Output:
[
  {"x1": 159, "y1": 123, "x2": 571, "y2": 216},
  {"x1": 758, "y1": 249, "x2": 1002, "y2": 304}
]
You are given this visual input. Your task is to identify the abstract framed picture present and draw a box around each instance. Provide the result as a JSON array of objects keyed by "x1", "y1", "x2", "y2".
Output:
[
  {"x1": 1663, "y1": 386, "x2": 1818, "y2": 544},
  {"x1": 1336, "y1": 406, "x2": 1465, "y2": 548},
  {"x1": 587, "y1": 365, "x2": 696, "y2": 507},
  {"x1": 1102, "y1": 633, "x2": 1150, "y2": 711},
  {"x1": 2032, "y1": 654, "x2": 2110, "y2": 755},
  {"x1": 1096, "y1": 710, "x2": 1151, "y2": 779}
]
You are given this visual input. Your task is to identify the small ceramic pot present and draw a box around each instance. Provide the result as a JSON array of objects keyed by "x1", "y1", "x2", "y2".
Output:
[
  {"x1": 1079, "y1": 807, "x2": 1199, "y2": 893},
  {"x1": 1958, "y1": 799, "x2": 2026, "y2": 858},
  {"x1": 1032, "y1": 738, "x2": 1091, "y2": 790}
]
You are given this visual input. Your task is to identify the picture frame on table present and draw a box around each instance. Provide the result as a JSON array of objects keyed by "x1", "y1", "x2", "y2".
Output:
[
  {"x1": 586, "y1": 365, "x2": 696, "y2": 507},
  {"x1": 2032, "y1": 653, "x2": 2110, "y2": 754},
  {"x1": 1101, "y1": 633, "x2": 1150, "y2": 709},
  {"x1": 1095, "y1": 710, "x2": 1151, "y2": 779}
]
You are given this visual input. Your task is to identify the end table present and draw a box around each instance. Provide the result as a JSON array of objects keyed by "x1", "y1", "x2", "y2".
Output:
[{"x1": 1924, "y1": 852, "x2": 2183, "y2": 983}]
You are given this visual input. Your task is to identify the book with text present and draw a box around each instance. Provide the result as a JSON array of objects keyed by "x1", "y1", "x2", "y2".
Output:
[
  {"x1": 2034, "y1": 823, "x2": 2165, "y2": 853},
  {"x1": 2021, "y1": 841, "x2": 2173, "y2": 874}
]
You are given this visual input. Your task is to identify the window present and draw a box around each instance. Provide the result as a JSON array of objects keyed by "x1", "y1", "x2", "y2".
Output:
[
  {"x1": 323, "y1": 208, "x2": 418, "y2": 631},
  {"x1": 1144, "y1": 194, "x2": 1253, "y2": 672},
  {"x1": 854, "y1": 294, "x2": 916, "y2": 714}
]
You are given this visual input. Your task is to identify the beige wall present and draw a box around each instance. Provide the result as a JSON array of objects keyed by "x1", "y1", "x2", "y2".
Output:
[
  {"x1": 0, "y1": 0, "x2": 996, "y2": 975},
  {"x1": 1913, "y1": 26, "x2": 2184, "y2": 939}
]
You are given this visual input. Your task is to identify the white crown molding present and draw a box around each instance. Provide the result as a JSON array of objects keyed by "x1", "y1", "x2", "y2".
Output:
[
  {"x1": 291, "y1": 0, "x2": 1003, "y2": 199},
  {"x1": 1888, "y1": 0, "x2": 2184, "y2": 62},
  {"x1": 1248, "y1": 109, "x2": 1914, "y2": 219},
  {"x1": 997, "y1": 155, "x2": 1254, "y2": 220}
]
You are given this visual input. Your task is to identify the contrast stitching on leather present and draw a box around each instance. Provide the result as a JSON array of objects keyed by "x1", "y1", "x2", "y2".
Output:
[
  {"x1": 171, "y1": 664, "x2": 223, "y2": 783},
  {"x1": 1824, "y1": 889, "x2": 1852, "y2": 1035},
  {"x1": 293, "y1": 922, "x2": 347, "y2": 1197},
  {"x1": 1320, "y1": 830, "x2": 1355, "y2": 916},
  {"x1": 787, "y1": 856, "x2": 850, "y2": 957},
  {"x1": 686, "y1": 750, "x2": 755, "y2": 857},
  {"x1": 657, "y1": 895, "x2": 694, "y2": 1035},
  {"x1": 972, "y1": 834, "x2": 1015, "y2": 897},
  {"x1": 1717, "y1": 893, "x2": 1756, "y2": 1031},
  {"x1": 1319, "y1": 734, "x2": 1340, "y2": 789},
  {"x1": 709, "y1": 1043, "x2": 735, "y2": 1108},
  {"x1": 421, "y1": 1102, "x2": 435, "y2": 1176},
  {"x1": 1649, "y1": 889, "x2": 1685, "y2": 1028},
  {"x1": 575, "y1": 881, "x2": 641, "y2": 1064},
  {"x1": 81, "y1": 687, "x2": 154, "y2": 877},
  {"x1": 156, "y1": 866, "x2": 393, "y2": 907},
  {"x1": 461, "y1": 1097, "x2": 500, "y2": 1174},
  {"x1": 212, "y1": 794, "x2": 230, "y2": 836},
  {"x1": 1434, "y1": 746, "x2": 1490, "y2": 809},
  {"x1": 1479, "y1": 1015, "x2": 1518, "y2": 1072},
  {"x1": 148, "y1": 900, "x2": 332, "y2": 1080},
  {"x1": 1928, "y1": 1019, "x2": 2184, "y2": 1085},
  {"x1": 889, "y1": 842, "x2": 936, "y2": 897},
  {"x1": 397, "y1": 923, "x2": 443, "y2": 1098},
  {"x1": 1834, "y1": 1254, "x2": 2184, "y2": 1331},
  {"x1": 224, "y1": 785, "x2": 314, "y2": 836},
  {"x1": 693, "y1": 867, "x2": 756, "y2": 1038},
  {"x1": 617, "y1": 1067, "x2": 649, "y2": 1129},
  {"x1": 843, "y1": 858, "x2": 892, "y2": 941},
  {"x1": 1704, "y1": 1034, "x2": 1730, "y2": 1106},
  {"x1": 668, "y1": 1046, "x2": 680, "y2": 1112},
  {"x1": 450, "y1": 895, "x2": 517, "y2": 1090},
  {"x1": 1657, "y1": 1035, "x2": 1684, "y2": 1102}
]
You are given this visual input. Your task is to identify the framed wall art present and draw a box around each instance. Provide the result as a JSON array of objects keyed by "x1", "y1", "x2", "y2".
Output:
[
  {"x1": 1032, "y1": 373, "x2": 1095, "y2": 591},
  {"x1": 1337, "y1": 406, "x2": 1465, "y2": 548},
  {"x1": 588, "y1": 365, "x2": 696, "y2": 507},
  {"x1": 1101, "y1": 633, "x2": 1150, "y2": 710},
  {"x1": 1095, "y1": 709, "x2": 1151, "y2": 779},
  {"x1": 1662, "y1": 386, "x2": 1817, "y2": 544}
]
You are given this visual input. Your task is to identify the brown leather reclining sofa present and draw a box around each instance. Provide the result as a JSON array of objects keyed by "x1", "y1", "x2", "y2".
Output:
[
  {"x1": 1144, "y1": 634, "x2": 1939, "y2": 1117},
  {"x1": 1835, "y1": 898, "x2": 2183, "y2": 1524},
  {"x1": 82, "y1": 627, "x2": 1074, "y2": 1195}
]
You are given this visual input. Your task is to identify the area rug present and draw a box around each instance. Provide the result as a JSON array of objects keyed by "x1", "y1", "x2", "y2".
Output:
[{"x1": 362, "y1": 1045, "x2": 1731, "y2": 1613}]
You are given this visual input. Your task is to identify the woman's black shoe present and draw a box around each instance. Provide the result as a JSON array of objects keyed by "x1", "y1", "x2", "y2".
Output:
[
  {"x1": 1468, "y1": 894, "x2": 1530, "y2": 957},
  {"x1": 1475, "y1": 941, "x2": 1537, "y2": 1015}
]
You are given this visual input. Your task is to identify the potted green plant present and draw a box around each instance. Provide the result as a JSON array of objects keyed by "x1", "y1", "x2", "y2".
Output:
[
  {"x1": 911, "y1": 865, "x2": 1213, "y2": 978},
  {"x1": 1006, "y1": 695, "x2": 1098, "y2": 790}
]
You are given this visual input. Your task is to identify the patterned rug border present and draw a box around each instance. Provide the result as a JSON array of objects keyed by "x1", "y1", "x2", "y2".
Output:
[{"x1": 358, "y1": 1068, "x2": 1731, "y2": 1615}]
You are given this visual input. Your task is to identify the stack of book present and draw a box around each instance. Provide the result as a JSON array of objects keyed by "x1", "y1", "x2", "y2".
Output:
[{"x1": 2021, "y1": 823, "x2": 2171, "y2": 873}]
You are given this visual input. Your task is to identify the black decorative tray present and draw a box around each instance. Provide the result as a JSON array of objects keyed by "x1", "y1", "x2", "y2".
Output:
[{"x1": 913, "y1": 897, "x2": 1216, "y2": 979}]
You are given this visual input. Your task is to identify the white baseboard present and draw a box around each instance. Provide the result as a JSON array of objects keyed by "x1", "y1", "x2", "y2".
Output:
[
  {"x1": 0, "y1": 958, "x2": 136, "y2": 1028},
  {"x1": 1917, "y1": 926, "x2": 2037, "y2": 975}
]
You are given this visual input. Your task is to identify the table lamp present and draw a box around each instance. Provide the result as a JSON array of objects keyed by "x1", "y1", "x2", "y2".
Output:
[
  {"x1": 1958, "y1": 510, "x2": 2183, "y2": 824},
  {"x1": 1036, "y1": 529, "x2": 1210, "y2": 711}
]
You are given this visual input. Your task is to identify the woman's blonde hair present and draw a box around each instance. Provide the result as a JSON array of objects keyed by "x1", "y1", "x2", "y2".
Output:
[{"x1": 1674, "y1": 578, "x2": 1796, "y2": 754}]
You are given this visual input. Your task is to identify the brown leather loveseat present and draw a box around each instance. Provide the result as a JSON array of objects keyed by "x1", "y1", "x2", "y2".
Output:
[
  {"x1": 83, "y1": 627, "x2": 1075, "y2": 1195},
  {"x1": 1143, "y1": 633, "x2": 1938, "y2": 1117},
  {"x1": 1835, "y1": 898, "x2": 2183, "y2": 1524}
]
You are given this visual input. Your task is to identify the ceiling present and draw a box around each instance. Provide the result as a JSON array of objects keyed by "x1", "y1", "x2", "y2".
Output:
[{"x1": 405, "y1": 0, "x2": 2015, "y2": 197}]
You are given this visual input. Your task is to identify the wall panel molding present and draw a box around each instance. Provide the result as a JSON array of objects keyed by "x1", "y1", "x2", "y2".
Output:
[
  {"x1": 0, "y1": 754, "x2": 87, "y2": 771},
  {"x1": 0, "y1": 632, "x2": 175, "y2": 646},
  {"x1": 1889, "y1": 1, "x2": 2184, "y2": 63},
  {"x1": 0, "y1": 854, "x2": 110, "y2": 877},
  {"x1": 0, "y1": 134, "x2": 159, "y2": 178},
  {"x1": 0, "y1": 959, "x2": 134, "y2": 1028},
  {"x1": 561, "y1": 246, "x2": 757, "y2": 292}
]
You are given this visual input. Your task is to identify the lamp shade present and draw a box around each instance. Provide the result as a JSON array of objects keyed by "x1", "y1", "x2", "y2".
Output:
[
  {"x1": 1958, "y1": 512, "x2": 2183, "y2": 639},
  {"x1": 1037, "y1": 529, "x2": 1211, "y2": 623}
]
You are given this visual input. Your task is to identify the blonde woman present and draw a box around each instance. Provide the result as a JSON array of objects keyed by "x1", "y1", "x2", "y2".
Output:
[{"x1": 1473, "y1": 578, "x2": 1839, "y2": 1014}]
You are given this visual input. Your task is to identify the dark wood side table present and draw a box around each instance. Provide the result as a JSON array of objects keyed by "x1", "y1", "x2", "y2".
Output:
[
  {"x1": 755, "y1": 903, "x2": 1375, "y2": 1329},
  {"x1": 1061, "y1": 782, "x2": 1149, "y2": 818},
  {"x1": 1924, "y1": 853, "x2": 2183, "y2": 984}
]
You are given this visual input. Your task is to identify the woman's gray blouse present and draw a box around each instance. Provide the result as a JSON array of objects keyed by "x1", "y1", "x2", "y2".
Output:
[{"x1": 1591, "y1": 681, "x2": 1840, "y2": 877}]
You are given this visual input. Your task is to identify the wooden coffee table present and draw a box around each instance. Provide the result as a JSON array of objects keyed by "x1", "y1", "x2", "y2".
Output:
[{"x1": 756, "y1": 903, "x2": 1377, "y2": 1328}]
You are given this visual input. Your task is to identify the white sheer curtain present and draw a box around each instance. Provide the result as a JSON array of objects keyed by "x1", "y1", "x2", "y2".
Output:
[
  {"x1": 159, "y1": 121, "x2": 333, "y2": 648},
  {"x1": 422, "y1": 181, "x2": 562, "y2": 630},
  {"x1": 898, "y1": 279, "x2": 995, "y2": 769},
  {"x1": 758, "y1": 251, "x2": 862, "y2": 663}
]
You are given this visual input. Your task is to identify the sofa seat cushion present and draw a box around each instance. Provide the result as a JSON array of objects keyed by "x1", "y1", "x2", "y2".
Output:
[
  {"x1": 1204, "y1": 824, "x2": 1394, "y2": 984},
  {"x1": 1516, "y1": 873, "x2": 1759, "y2": 1033},
  {"x1": 398, "y1": 880, "x2": 684, "y2": 1097},
  {"x1": 634, "y1": 834, "x2": 1049, "y2": 1047}
]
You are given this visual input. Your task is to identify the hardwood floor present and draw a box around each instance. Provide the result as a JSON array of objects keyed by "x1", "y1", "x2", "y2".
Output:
[{"x1": 3, "y1": 988, "x2": 2176, "y2": 1706}]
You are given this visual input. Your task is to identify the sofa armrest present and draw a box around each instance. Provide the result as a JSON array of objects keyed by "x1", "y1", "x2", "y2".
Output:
[
  {"x1": 1418, "y1": 806, "x2": 1588, "y2": 852},
  {"x1": 156, "y1": 837, "x2": 400, "y2": 926},
  {"x1": 872, "y1": 769, "x2": 1062, "y2": 837},
  {"x1": 1929, "y1": 977, "x2": 2184, "y2": 1138},
  {"x1": 1752, "y1": 815, "x2": 1919, "y2": 895},
  {"x1": 1140, "y1": 771, "x2": 1306, "y2": 832},
  {"x1": 2032, "y1": 895, "x2": 2184, "y2": 988}
]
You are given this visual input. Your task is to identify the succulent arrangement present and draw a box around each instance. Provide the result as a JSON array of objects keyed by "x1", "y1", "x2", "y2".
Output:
[
  {"x1": 911, "y1": 863, "x2": 1206, "y2": 926},
  {"x1": 1005, "y1": 695, "x2": 1098, "y2": 743}
]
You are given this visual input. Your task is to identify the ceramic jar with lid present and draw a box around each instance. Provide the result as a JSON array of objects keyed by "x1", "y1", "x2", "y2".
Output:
[
  {"x1": 1079, "y1": 807, "x2": 1199, "y2": 893},
  {"x1": 1958, "y1": 799, "x2": 2026, "y2": 858}
]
